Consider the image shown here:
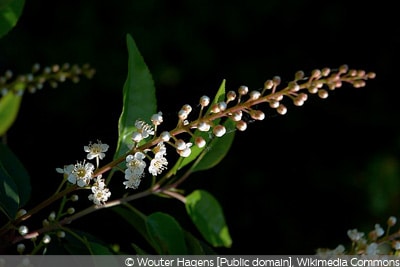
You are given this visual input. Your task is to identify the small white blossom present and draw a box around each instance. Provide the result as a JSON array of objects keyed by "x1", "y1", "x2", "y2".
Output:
[
  {"x1": 160, "y1": 131, "x2": 171, "y2": 141},
  {"x1": 88, "y1": 176, "x2": 111, "y2": 205},
  {"x1": 133, "y1": 120, "x2": 154, "y2": 142},
  {"x1": 125, "y1": 152, "x2": 146, "y2": 177},
  {"x1": 151, "y1": 111, "x2": 163, "y2": 126},
  {"x1": 177, "y1": 142, "x2": 192, "y2": 158},
  {"x1": 18, "y1": 225, "x2": 28, "y2": 236},
  {"x1": 153, "y1": 142, "x2": 167, "y2": 156},
  {"x1": 149, "y1": 153, "x2": 168, "y2": 176},
  {"x1": 175, "y1": 139, "x2": 187, "y2": 150},
  {"x1": 123, "y1": 174, "x2": 142, "y2": 189},
  {"x1": 347, "y1": 229, "x2": 365, "y2": 242},
  {"x1": 388, "y1": 216, "x2": 397, "y2": 226},
  {"x1": 56, "y1": 164, "x2": 74, "y2": 179},
  {"x1": 42, "y1": 234, "x2": 51, "y2": 244},
  {"x1": 374, "y1": 224, "x2": 384, "y2": 237},
  {"x1": 67, "y1": 161, "x2": 95, "y2": 187},
  {"x1": 124, "y1": 152, "x2": 147, "y2": 189},
  {"x1": 84, "y1": 140, "x2": 109, "y2": 161},
  {"x1": 198, "y1": 121, "x2": 211, "y2": 132}
]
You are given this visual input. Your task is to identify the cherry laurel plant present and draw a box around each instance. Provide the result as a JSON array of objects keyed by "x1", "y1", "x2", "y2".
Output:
[{"x1": 0, "y1": 34, "x2": 380, "y2": 255}]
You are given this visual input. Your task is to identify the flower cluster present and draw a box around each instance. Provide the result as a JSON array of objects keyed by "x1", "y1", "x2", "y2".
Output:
[
  {"x1": 317, "y1": 216, "x2": 400, "y2": 255},
  {"x1": 56, "y1": 140, "x2": 110, "y2": 205},
  {"x1": 56, "y1": 65, "x2": 376, "y2": 205},
  {"x1": 12, "y1": 64, "x2": 376, "y2": 254},
  {"x1": 116, "y1": 65, "x2": 376, "y2": 191},
  {"x1": 0, "y1": 63, "x2": 95, "y2": 97},
  {"x1": 126, "y1": 65, "x2": 375, "y2": 160}
]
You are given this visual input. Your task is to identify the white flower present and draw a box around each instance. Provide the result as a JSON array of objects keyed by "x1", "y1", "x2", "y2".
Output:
[
  {"x1": 347, "y1": 229, "x2": 364, "y2": 242},
  {"x1": 133, "y1": 120, "x2": 154, "y2": 142},
  {"x1": 124, "y1": 152, "x2": 147, "y2": 189},
  {"x1": 176, "y1": 142, "x2": 192, "y2": 158},
  {"x1": 56, "y1": 164, "x2": 74, "y2": 179},
  {"x1": 149, "y1": 153, "x2": 168, "y2": 176},
  {"x1": 88, "y1": 175, "x2": 111, "y2": 205},
  {"x1": 374, "y1": 224, "x2": 384, "y2": 237},
  {"x1": 123, "y1": 174, "x2": 142, "y2": 189},
  {"x1": 67, "y1": 161, "x2": 95, "y2": 187},
  {"x1": 151, "y1": 111, "x2": 163, "y2": 126},
  {"x1": 153, "y1": 142, "x2": 167, "y2": 156},
  {"x1": 125, "y1": 152, "x2": 146, "y2": 177},
  {"x1": 84, "y1": 140, "x2": 109, "y2": 161}
]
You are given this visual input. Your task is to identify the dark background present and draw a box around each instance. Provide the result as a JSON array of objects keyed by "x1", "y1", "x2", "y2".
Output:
[{"x1": 1, "y1": 0, "x2": 400, "y2": 254}]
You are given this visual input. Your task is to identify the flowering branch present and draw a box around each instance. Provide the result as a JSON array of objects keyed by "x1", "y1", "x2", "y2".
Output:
[{"x1": 0, "y1": 62, "x2": 376, "y2": 254}]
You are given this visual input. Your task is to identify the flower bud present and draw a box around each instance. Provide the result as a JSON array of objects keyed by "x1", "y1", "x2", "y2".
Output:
[
  {"x1": 213, "y1": 125, "x2": 226, "y2": 137},
  {"x1": 236, "y1": 120, "x2": 247, "y2": 131}
]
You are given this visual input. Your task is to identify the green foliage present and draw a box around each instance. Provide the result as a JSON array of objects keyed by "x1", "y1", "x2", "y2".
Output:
[
  {"x1": 146, "y1": 212, "x2": 188, "y2": 254},
  {"x1": 170, "y1": 79, "x2": 236, "y2": 175},
  {"x1": 0, "y1": 0, "x2": 25, "y2": 38},
  {"x1": 114, "y1": 34, "x2": 157, "y2": 160},
  {"x1": 185, "y1": 190, "x2": 232, "y2": 248},
  {"x1": 0, "y1": 3, "x2": 379, "y2": 255},
  {"x1": 0, "y1": 142, "x2": 30, "y2": 219},
  {"x1": 0, "y1": 91, "x2": 22, "y2": 136}
]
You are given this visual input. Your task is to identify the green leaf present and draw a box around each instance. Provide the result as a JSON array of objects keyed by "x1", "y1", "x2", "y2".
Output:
[
  {"x1": 192, "y1": 118, "x2": 235, "y2": 172},
  {"x1": 185, "y1": 190, "x2": 232, "y2": 248},
  {"x1": 112, "y1": 205, "x2": 153, "y2": 246},
  {"x1": 0, "y1": 143, "x2": 31, "y2": 218},
  {"x1": 0, "y1": 0, "x2": 25, "y2": 38},
  {"x1": 114, "y1": 34, "x2": 157, "y2": 160},
  {"x1": 0, "y1": 91, "x2": 22, "y2": 136},
  {"x1": 184, "y1": 231, "x2": 216, "y2": 255},
  {"x1": 170, "y1": 80, "x2": 232, "y2": 174},
  {"x1": 146, "y1": 212, "x2": 188, "y2": 254}
]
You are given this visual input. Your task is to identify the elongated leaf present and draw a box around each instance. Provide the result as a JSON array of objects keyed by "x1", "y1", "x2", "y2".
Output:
[
  {"x1": 0, "y1": 0, "x2": 25, "y2": 38},
  {"x1": 170, "y1": 80, "x2": 231, "y2": 174},
  {"x1": 185, "y1": 190, "x2": 232, "y2": 248},
  {"x1": 114, "y1": 34, "x2": 157, "y2": 160},
  {"x1": 146, "y1": 212, "x2": 188, "y2": 254},
  {"x1": 0, "y1": 143, "x2": 31, "y2": 218},
  {"x1": 0, "y1": 91, "x2": 22, "y2": 136}
]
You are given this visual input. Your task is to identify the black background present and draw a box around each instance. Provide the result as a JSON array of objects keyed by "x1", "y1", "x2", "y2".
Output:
[{"x1": 1, "y1": 0, "x2": 400, "y2": 254}]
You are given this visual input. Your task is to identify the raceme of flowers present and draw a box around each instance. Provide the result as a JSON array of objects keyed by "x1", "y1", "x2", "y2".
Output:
[
  {"x1": 0, "y1": 63, "x2": 95, "y2": 97},
  {"x1": 317, "y1": 216, "x2": 400, "y2": 255},
  {"x1": 56, "y1": 64, "x2": 376, "y2": 206}
]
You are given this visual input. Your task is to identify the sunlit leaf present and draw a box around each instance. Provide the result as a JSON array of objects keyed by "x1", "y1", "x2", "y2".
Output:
[
  {"x1": 0, "y1": 91, "x2": 22, "y2": 136},
  {"x1": 170, "y1": 80, "x2": 234, "y2": 174},
  {"x1": 114, "y1": 34, "x2": 157, "y2": 160},
  {"x1": 185, "y1": 190, "x2": 232, "y2": 248}
]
